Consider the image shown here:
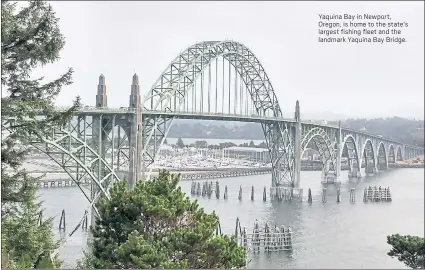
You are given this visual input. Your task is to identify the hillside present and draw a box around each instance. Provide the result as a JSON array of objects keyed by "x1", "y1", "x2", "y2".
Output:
[
  {"x1": 332, "y1": 117, "x2": 424, "y2": 146},
  {"x1": 168, "y1": 117, "x2": 424, "y2": 146}
]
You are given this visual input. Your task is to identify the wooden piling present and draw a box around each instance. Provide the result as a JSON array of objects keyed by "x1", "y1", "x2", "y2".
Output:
[
  {"x1": 196, "y1": 182, "x2": 201, "y2": 195},
  {"x1": 215, "y1": 181, "x2": 220, "y2": 199},
  {"x1": 59, "y1": 209, "x2": 66, "y2": 230},
  {"x1": 263, "y1": 186, "x2": 267, "y2": 201},
  {"x1": 321, "y1": 188, "x2": 327, "y2": 203},
  {"x1": 251, "y1": 186, "x2": 254, "y2": 201},
  {"x1": 336, "y1": 188, "x2": 341, "y2": 203},
  {"x1": 82, "y1": 210, "x2": 88, "y2": 230},
  {"x1": 224, "y1": 185, "x2": 228, "y2": 199},
  {"x1": 308, "y1": 188, "x2": 312, "y2": 204},
  {"x1": 350, "y1": 188, "x2": 356, "y2": 203},
  {"x1": 235, "y1": 217, "x2": 240, "y2": 238},
  {"x1": 38, "y1": 211, "x2": 43, "y2": 226},
  {"x1": 238, "y1": 186, "x2": 242, "y2": 201}
]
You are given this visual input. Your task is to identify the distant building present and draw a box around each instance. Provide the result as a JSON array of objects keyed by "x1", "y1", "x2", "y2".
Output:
[{"x1": 360, "y1": 127, "x2": 366, "y2": 131}]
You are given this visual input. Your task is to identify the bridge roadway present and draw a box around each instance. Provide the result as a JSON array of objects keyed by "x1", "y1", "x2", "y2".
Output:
[{"x1": 56, "y1": 107, "x2": 421, "y2": 148}]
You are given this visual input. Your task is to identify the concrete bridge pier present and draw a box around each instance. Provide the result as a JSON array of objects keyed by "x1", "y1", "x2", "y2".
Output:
[
  {"x1": 348, "y1": 167, "x2": 362, "y2": 178},
  {"x1": 128, "y1": 74, "x2": 142, "y2": 188},
  {"x1": 91, "y1": 74, "x2": 109, "y2": 227},
  {"x1": 293, "y1": 101, "x2": 301, "y2": 188},
  {"x1": 321, "y1": 161, "x2": 339, "y2": 184},
  {"x1": 365, "y1": 163, "x2": 376, "y2": 176}
]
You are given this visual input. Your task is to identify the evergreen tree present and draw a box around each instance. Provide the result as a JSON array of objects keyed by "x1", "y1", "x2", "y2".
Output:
[
  {"x1": 176, "y1": 137, "x2": 185, "y2": 148},
  {"x1": 387, "y1": 234, "x2": 425, "y2": 269},
  {"x1": 1, "y1": 0, "x2": 78, "y2": 267},
  {"x1": 78, "y1": 170, "x2": 247, "y2": 269}
]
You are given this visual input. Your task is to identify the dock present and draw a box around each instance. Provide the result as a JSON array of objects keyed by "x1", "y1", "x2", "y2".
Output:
[{"x1": 34, "y1": 167, "x2": 271, "y2": 188}]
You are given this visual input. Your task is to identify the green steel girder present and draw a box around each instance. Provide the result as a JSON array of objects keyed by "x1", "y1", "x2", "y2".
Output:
[{"x1": 141, "y1": 41, "x2": 293, "y2": 186}]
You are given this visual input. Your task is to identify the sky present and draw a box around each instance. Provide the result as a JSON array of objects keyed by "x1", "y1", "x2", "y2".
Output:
[{"x1": 29, "y1": 1, "x2": 424, "y2": 120}]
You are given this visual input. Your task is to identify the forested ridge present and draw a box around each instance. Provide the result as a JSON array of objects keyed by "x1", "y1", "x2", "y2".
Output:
[{"x1": 168, "y1": 117, "x2": 424, "y2": 146}]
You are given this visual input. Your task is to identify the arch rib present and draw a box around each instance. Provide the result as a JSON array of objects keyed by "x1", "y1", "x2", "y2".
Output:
[
  {"x1": 142, "y1": 41, "x2": 293, "y2": 186},
  {"x1": 341, "y1": 134, "x2": 361, "y2": 174},
  {"x1": 301, "y1": 127, "x2": 337, "y2": 174}
]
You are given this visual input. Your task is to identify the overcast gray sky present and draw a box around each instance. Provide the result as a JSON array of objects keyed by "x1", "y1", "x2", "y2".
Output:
[{"x1": 37, "y1": 1, "x2": 424, "y2": 120}]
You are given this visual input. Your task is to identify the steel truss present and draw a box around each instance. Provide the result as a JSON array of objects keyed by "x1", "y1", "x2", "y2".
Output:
[
  {"x1": 4, "y1": 115, "x2": 132, "y2": 208},
  {"x1": 301, "y1": 127, "x2": 337, "y2": 177},
  {"x1": 142, "y1": 41, "x2": 293, "y2": 186}
]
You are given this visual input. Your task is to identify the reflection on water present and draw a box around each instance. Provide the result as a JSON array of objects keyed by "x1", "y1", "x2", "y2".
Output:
[{"x1": 38, "y1": 169, "x2": 424, "y2": 269}]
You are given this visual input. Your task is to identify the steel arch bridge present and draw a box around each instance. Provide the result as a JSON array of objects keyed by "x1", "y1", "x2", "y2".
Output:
[{"x1": 4, "y1": 40, "x2": 424, "y2": 204}]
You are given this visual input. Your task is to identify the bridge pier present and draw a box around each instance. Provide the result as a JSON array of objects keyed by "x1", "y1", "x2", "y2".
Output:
[
  {"x1": 321, "y1": 160, "x2": 340, "y2": 184},
  {"x1": 293, "y1": 101, "x2": 301, "y2": 188},
  {"x1": 348, "y1": 167, "x2": 362, "y2": 178},
  {"x1": 365, "y1": 163, "x2": 376, "y2": 176},
  {"x1": 92, "y1": 74, "x2": 109, "y2": 227},
  {"x1": 128, "y1": 74, "x2": 142, "y2": 188}
]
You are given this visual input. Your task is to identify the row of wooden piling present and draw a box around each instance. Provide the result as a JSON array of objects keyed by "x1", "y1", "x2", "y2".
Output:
[
  {"x1": 191, "y1": 181, "x2": 271, "y2": 201},
  {"x1": 311, "y1": 188, "x2": 356, "y2": 203},
  {"x1": 233, "y1": 217, "x2": 293, "y2": 252},
  {"x1": 363, "y1": 186, "x2": 392, "y2": 202},
  {"x1": 190, "y1": 181, "x2": 363, "y2": 203}
]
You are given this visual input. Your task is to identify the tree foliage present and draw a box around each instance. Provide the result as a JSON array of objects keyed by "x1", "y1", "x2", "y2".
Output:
[
  {"x1": 79, "y1": 170, "x2": 247, "y2": 269},
  {"x1": 1, "y1": 0, "x2": 78, "y2": 268},
  {"x1": 387, "y1": 234, "x2": 425, "y2": 269}
]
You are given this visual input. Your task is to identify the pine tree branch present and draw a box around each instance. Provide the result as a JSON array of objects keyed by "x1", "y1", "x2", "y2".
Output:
[{"x1": 1, "y1": 1, "x2": 50, "y2": 54}]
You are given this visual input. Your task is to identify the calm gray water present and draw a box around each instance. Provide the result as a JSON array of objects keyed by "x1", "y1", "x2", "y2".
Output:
[{"x1": 38, "y1": 169, "x2": 424, "y2": 269}]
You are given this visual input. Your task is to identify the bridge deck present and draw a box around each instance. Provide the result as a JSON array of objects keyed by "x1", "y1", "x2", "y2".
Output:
[{"x1": 53, "y1": 107, "x2": 423, "y2": 148}]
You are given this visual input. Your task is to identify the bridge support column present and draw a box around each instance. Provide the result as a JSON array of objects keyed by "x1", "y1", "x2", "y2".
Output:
[
  {"x1": 91, "y1": 74, "x2": 108, "y2": 227},
  {"x1": 335, "y1": 121, "x2": 342, "y2": 181},
  {"x1": 364, "y1": 163, "x2": 376, "y2": 175},
  {"x1": 128, "y1": 74, "x2": 142, "y2": 188},
  {"x1": 293, "y1": 101, "x2": 301, "y2": 187}
]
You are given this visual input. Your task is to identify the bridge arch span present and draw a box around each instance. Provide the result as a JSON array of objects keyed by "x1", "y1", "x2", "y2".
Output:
[
  {"x1": 144, "y1": 41, "x2": 282, "y2": 118},
  {"x1": 301, "y1": 127, "x2": 336, "y2": 178},
  {"x1": 142, "y1": 41, "x2": 293, "y2": 186},
  {"x1": 360, "y1": 139, "x2": 377, "y2": 175},
  {"x1": 377, "y1": 141, "x2": 388, "y2": 170},
  {"x1": 341, "y1": 134, "x2": 361, "y2": 176},
  {"x1": 388, "y1": 144, "x2": 396, "y2": 164}
]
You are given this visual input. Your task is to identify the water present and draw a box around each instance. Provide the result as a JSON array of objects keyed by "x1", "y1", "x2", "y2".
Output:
[{"x1": 38, "y1": 169, "x2": 424, "y2": 269}]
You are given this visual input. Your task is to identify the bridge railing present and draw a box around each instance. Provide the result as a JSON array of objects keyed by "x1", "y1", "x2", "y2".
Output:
[
  {"x1": 51, "y1": 106, "x2": 423, "y2": 150},
  {"x1": 55, "y1": 106, "x2": 137, "y2": 114},
  {"x1": 144, "y1": 110, "x2": 296, "y2": 122}
]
